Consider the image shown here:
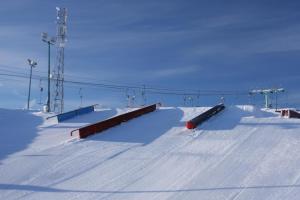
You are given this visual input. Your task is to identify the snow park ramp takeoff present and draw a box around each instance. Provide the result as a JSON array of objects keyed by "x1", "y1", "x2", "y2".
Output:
[
  {"x1": 186, "y1": 103, "x2": 225, "y2": 129},
  {"x1": 47, "y1": 104, "x2": 97, "y2": 122},
  {"x1": 2, "y1": 106, "x2": 300, "y2": 200},
  {"x1": 71, "y1": 104, "x2": 157, "y2": 138}
]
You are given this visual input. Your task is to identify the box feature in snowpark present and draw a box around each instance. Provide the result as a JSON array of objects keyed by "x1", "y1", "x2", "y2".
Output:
[
  {"x1": 47, "y1": 104, "x2": 98, "y2": 122},
  {"x1": 281, "y1": 109, "x2": 300, "y2": 119},
  {"x1": 186, "y1": 103, "x2": 225, "y2": 129},
  {"x1": 71, "y1": 103, "x2": 158, "y2": 139}
]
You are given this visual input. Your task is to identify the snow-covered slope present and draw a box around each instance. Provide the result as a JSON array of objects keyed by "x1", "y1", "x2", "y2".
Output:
[{"x1": 1, "y1": 106, "x2": 300, "y2": 200}]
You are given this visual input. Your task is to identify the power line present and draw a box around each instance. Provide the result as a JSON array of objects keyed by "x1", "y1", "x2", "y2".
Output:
[
  {"x1": 0, "y1": 64, "x2": 142, "y2": 88},
  {"x1": 0, "y1": 72, "x2": 249, "y2": 97},
  {"x1": 0, "y1": 65, "x2": 248, "y2": 95}
]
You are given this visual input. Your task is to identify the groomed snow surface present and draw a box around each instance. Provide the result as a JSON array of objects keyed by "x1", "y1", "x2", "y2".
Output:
[{"x1": 1, "y1": 105, "x2": 300, "y2": 200}]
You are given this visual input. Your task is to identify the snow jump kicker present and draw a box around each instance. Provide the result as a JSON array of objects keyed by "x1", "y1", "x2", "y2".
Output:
[
  {"x1": 71, "y1": 103, "x2": 158, "y2": 139},
  {"x1": 186, "y1": 103, "x2": 225, "y2": 129}
]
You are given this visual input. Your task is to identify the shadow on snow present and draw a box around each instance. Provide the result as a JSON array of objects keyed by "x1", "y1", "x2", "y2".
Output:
[
  {"x1": 87, "y1": 108, "x2": 183, "y2": 145},
  {"x1": 198, "y1": 106, "x2": 286, "y2": 131},
  {"x1": 1, "y1": 183, "x2": 300, "y2": 194},
  {"x1": 0, "y1": 109, "x2": 43, "y2": 164}
]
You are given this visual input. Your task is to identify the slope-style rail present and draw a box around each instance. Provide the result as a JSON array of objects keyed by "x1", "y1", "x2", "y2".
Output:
[
  {"x1": 281, "y1": 109, "x2": 300, "y2": 119},
  {"x1": 186, "y1": 103, "x2": 225, "y2": 129},
  {"x1": 71, "y1": 103, "x2": 158, "y2": 139},
  {"x1": 47, "y1": 104, "x2": 97, "y2": 122}
]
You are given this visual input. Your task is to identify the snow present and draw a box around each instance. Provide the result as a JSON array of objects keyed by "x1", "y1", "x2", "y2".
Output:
[{"x1": 1, "y1": 105, "x2": 300, "y2": 199}]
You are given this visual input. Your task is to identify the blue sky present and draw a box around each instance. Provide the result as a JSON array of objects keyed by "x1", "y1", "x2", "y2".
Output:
[{"x1": 0, "y1": 0, "x2": 299, "y2": 110}]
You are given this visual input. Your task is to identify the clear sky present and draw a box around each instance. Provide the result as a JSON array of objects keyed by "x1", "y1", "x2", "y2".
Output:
[{"x1": 0, "y1": 0, "x2": 299, "y2": 110}]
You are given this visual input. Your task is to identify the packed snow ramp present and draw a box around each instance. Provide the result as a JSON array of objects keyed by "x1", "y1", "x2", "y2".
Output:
[{"x1": 1, "y1": 106, "x2": 300, "y2": 200}]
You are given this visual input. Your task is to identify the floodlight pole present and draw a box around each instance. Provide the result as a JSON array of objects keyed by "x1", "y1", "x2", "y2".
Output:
[
  {"x1": 47, "y1": 41, "x2": 51, "y2": 112},
  {"x1": 27, "y1": 59, "x2": 37, "y2": 110},
  {"x1": 42, "y1": 32, "x2": 55, "y2": 112},
  {"x1": 275, "y1": 91, "x2": 278, "y2": 111}
]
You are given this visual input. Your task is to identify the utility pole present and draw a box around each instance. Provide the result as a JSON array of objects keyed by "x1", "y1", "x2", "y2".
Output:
[
  {"x1": 27, "y1": 59, "x2": 37, "y2": 110},
  {"x1": 141, "y1": 84, "x2": 146, "y2": 106},
  {"x1": 41, "y1": 32, "x2": 56, "y2": 112},
  {"x1": 79, "y1": 88, "x2": 83, "y2": 107},
  {"x1": 38, "y1": 78, "x2": 43, "y2": 105},
  {"x1": 197, "y1": 91, "x2": 200, "y2": 106}
]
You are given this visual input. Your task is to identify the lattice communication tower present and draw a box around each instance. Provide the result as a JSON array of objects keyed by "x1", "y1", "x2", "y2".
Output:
[{"x1": 52, "y1": 7, "x2": 67, "y2": 113}]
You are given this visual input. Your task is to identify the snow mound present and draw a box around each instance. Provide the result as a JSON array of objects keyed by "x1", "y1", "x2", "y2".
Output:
[
  {"x1": 0, "y1": 109, "x2": 43, "y2": 163},
  {"x1": 1, "y1": 105, "x2": 300, "y2": 200}
]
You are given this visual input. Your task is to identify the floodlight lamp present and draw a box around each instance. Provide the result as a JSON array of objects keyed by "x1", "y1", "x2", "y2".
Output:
[
  {"x1": 41, "y1": 32, "x2": 48, "y2": 41},
  {"x1": 27, "y1": 59, "x2": 37, "y2": 67},
  {"x1": 42, "y1": 32, "x2": 47, "y2": 38},
  {"x1": 50, "y1": 37, "x2": 56, "y2": 43}
]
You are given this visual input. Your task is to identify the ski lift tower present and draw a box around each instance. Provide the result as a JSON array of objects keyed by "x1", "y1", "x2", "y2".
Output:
[
  {"x1": 52, "y1": 7, "x2": 67, "y2": 113},
  {"x1": 249, "y1": 88, "x2": 285, "y2": 109}
]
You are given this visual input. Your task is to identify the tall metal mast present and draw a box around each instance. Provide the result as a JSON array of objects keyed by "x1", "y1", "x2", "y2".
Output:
[{"x1": 52, "y1": 7, "x2": 67, "y2": 113}]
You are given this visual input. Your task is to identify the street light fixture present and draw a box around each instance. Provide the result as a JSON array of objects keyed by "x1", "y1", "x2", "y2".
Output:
[
  {"x1": 41, "y1": 32, "x2": 56, "y2": 112},
  {"x1": 27, "y1": 59, "x2": 37, "y2": 110}
]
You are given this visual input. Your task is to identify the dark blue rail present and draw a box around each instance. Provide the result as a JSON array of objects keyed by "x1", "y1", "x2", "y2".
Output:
[{"x1": 47, "y1": 104, "x2": 97, "y2": 122}]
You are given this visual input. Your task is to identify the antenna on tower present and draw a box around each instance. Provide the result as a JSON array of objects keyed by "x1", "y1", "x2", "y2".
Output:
[{"x1": 52, "y1": 7, "x2": 67, "y2": 113}]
